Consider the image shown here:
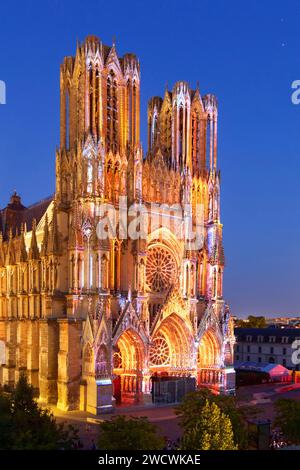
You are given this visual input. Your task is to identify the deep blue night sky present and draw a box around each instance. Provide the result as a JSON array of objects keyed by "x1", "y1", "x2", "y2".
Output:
[{"x1": 0, "y1": 0, "x2": 299, "y2": 317}]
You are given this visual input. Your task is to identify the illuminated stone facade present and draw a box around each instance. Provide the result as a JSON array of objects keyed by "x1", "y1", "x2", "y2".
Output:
[{"x1": 0, "y1": 36, "x2": 235, "y2": 414}]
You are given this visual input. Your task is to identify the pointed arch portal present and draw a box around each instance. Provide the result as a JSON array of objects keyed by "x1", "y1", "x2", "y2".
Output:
[
  {"x1": 198, "y1": 329, "x2": 220, "y2": 367},
  {"x1": 150, "y1": 313, "x2": 194, "y2": 373},
  {"x1": 197, "y1": 329, "x2": 222, "y2": 389},
  {"x1": 113, "y1": 329, "x2": 145, "y2": 404}
]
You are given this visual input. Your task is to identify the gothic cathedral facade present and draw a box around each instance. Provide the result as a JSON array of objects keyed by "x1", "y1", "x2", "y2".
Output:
[{"x1": 0, "y1": 36, "x2": 235, "y2": 414}]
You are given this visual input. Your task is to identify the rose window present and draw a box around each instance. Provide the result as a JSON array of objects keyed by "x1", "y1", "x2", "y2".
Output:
[
  {"x1": 146, "y1": 246, "x2": 176, "y2": 293},
  {"x1": 150, "y1": 336, "x2": 170, "y2": 366}
]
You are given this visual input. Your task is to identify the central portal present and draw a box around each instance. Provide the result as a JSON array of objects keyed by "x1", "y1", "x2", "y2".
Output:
[{"x1": 150, "y1": 313, "x2": 194, "y2": 374}]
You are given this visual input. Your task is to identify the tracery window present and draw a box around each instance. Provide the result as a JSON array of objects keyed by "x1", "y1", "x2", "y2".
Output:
[
  {"x1": 87, "y1": 160, "x2": 93, "y2": 193},
  {"x1": 132, "y1": 82, "x2": 136, "y2": 142},
  {"x1": 160, "y1": 108, "x2": 172, "y2": 160},
  {"x1": 65, "y1": 90, "x2": 70, "y2": 150},
  {"x1": 95, "y1": 67, "x2": 100, "y2": 135},
  {"x1": 165, "y1": 110, "x2": 172, "y2": 156},
  {"x1": 146, "y1": 245, "x2": 177, "y2": 293},
  {"x1": 106, "y1": 71, "x2": 118, "y2": 153},
  {"x1": 179, "y1": 107, "x2": 183, "y2": 165},
  {"x1": 89, "y1": 64, "x2": 93, "y2": 131},
  {"x1": 149, "y1": 336, "x2": 170, "y2": 366},
  {"x1": 127, "y1": 79, "x2": 132, "y2": 142},
  {"x1": 212, "y1": 267, "x2": 217, "y2": 298},
  {"x1": 151, "y1": 114, "x2": 158, "y2": 150},
  {"x1": 191, "y1": 111, "x2": 200, "y2": 168}
]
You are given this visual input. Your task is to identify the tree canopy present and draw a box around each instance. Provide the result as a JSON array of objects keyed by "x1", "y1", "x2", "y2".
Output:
[
  {"x1": 274, "y1": 398, "x2": 300, "y2": 444},
  {"x1": 179, "y1": 399, "x2": 236, "y2": 450},
  {"x1": 0, "y1": 375, "x2": 79, "y2": 450},
  {"x1": 98, "y1": 415, "x2": 165, "y2": 450},
  {"x1": 176, "y1": 388, "x2": 250, "y2": 449},
  {"x1": 236, "y1": 315, "x2": 266, "y2": 328}
]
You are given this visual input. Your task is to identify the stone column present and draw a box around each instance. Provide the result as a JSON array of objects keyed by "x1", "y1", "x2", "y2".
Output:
[
  {"x1": 27, "y1": 320, "x2": 39, "y2": 389},
  {"x1": 209, "y1": 116, "x2": 213, "y2": 171},
  {"x1": 213, "y1": 116, "x2": 218, "y2": 171},
  {"x1": 15, "y1": 320, "x2": 28, "y2": 382},
  {"x1": 142, "y1": 373, "x2": 152, "y2": 404},
  {"x1": 0, "y1": 319, "x2": 5, "y2": 384},
  {"x1": 2, "y1": 319, "x2": 17, "y2": 386},
  {"x1": 0, "y1": 319, "x2": 5, "y2": 341},
  {"x1": 57, "y1": 318, "x2": 82, "y2": 411},
  {"x1": 39, "y1": 319, "x2": 59, "y2": 404}
]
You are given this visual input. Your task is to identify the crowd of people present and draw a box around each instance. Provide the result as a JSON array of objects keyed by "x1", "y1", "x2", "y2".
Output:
[{"x1": 269, "y1": 429, "x2": 287, "y2": 449}]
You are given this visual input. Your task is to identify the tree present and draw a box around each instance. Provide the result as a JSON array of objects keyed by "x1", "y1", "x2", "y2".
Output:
[
  {"x1": 0, "y1": 393, "x2": 14, "y2": 449},
  {"x1": 0, "y1": 375, "x2": 79, "y2": 450},
  {"x1": 180, "y1": 399, "x2": 237, "y2": 450},
  {"x1": 98, "y1": 416, "x2": 165, "y2": 450},
  {"x1": 274, "y1": 398, "x2": 300, "y2": 444},
  {"x1": 236, "y1": 315, "x2": 266, "y2": 328},
  {"x1": 176, "y1": 389, "x2": 248, "y2": 449}
]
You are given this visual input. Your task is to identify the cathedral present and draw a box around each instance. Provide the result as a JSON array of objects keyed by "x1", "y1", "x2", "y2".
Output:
[{"x1": 0, "y1": 36, "x2": 235, "y2": 414}]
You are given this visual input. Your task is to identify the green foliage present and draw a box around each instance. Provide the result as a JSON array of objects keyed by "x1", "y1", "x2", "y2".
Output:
[
  {"x1": 274, "y1": 398, "x2": 300, "y2": 444},
  {"x1": 98, "y1": 415, "x2": 165, "y2": 450},
  {"x1": 180, "y1": 399, "x2": 237, "y2": 450},
  {"x1": 0, "y1": 393, "x2": 14, "y2": 449},
  {"x1": 0, "y1": 375, "x2": 79, "y2": 450},
  {"x1": 236, "y1": 315, "x2": 266, "y2": 328},
  {"x1": 176, "y1": 388, "x2": 248, "y2": 449}
]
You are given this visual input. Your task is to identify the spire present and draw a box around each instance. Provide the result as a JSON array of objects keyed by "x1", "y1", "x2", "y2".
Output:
[
  {"x1": 40, "y1": 213, "x2": 49, "y2": 257},
  {"x1": 76, "y1": 38, "x2": 80, "y2": 56},
  {"x1": 6, "y1": 228, "x2": 15, "y2": 265},
  {"x1": 29, "y1": 219, "x2": 40, "y2": 260},
  {"x1": 74, "y1": 38, "x2": 82, "y2": 69},
  {"x1": 19, "y1": 223, "x2": 27, "y2": 262},
  {"x1": 48, "y1": 201, "x2": 60, "y2": 255}
]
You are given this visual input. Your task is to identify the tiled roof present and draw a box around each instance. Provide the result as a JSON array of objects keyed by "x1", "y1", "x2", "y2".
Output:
[
  {"x1": 0, "y1": 195, "x2": 53, "y2": 239},
  {"x1": 21, "y1": 196, "x2": 53, "y2": 231},
  {"x1": 235, "y1": 327, "x2": 300, "y2": 337}
]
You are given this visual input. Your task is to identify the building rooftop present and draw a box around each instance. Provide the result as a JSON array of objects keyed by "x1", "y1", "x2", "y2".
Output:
[
  {"x1": 0, "y1": 193, "x2": 53, "y2": 238},
  {"x1": 235, "y1": 327, "x2": 300, "y2": 336},
  {"x1": 235, "y1": 327, "x2": 300, "y2": 344}
]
